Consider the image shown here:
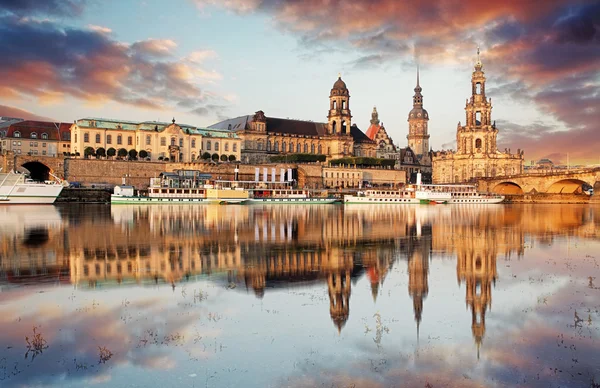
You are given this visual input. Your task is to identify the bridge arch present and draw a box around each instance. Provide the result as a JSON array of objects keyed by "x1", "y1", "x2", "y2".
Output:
[
  {"x1": 492, "y1": 182, "x2": 524, "y2": 195},
  {"x1": 21, "y1": 161, "x2": 51, "y2": 182},
  {"x1": 546, "y1": 179, "x2": 591, "y2": 194}
]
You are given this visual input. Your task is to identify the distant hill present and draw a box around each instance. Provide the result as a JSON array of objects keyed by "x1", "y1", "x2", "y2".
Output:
[{"x1": 0, "y1": 105, "x2": 56, "y2": 122}]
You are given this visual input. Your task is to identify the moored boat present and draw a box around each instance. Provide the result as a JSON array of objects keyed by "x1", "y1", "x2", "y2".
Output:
[
  {"x1": 0, "y1": 170, "x2": 65, "y2": 204},
  {"x1": 247, "y1": 187, "x2": 340, "y2": 204}
]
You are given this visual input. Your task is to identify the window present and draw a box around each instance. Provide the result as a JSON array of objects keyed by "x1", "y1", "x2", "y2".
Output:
[
  {"x1": 146, "y1": 135, "x2": 151, "y2": 145},
  {"x1": 117, "y1": 135, "x2": 122, "y2": 145},
  {"x1": 42, "y1": 150, "x2": 46, "y2": 155},
  {"x1": 42, "y1": 143, "x2": 46, "y2": 147},
  {"x1": 224, "y1": 143, "x2": 228, "y2": 152},
  {"x1": 476, "y1": 82, "x2": 481, "y2": 94},
  {"x1": 14, "y1": 131, "x2": 21, "y2": 138},
  {"x1": 95, "y1": 134, "x2": 101, "y2": 143},
  {"x1": 74, "y1": 134, "x2": 77, "y2": 143},
  {"x1": 233, "y1": 143, "x2": 237, "y2": 152},
  {"x1": 128, "y1": 136, "x2": 133, "y2": 146},
  {"x1": 31, "y1": 132, "x2": 37, "y2": 139},
  {"x1": 296, "y1": 143, "x2": 301, "y2": 153},
  {"x1": 107, "y1": 135, "x2": 112, "y2": 144},
  {"x1": 207, "y1": 141, "x2": 211, "y2": 151},
  {"x1": 171, "y1": 137, "x2": 176, "y2": 146},
  {"x1": 475, "y1": 111, "x2": 481, "y2": 124},
  {"x1": 161, "y1": 137, "x2": 166, "y2": 146},
  {"x1": 41, "y1": 133, "x2": 48, "y2": 140},
  {"x1": 304, "y1": 143, "x2": 308, "y2": 153},
  {"x1": 17, "y1": 149, "x2": 21, "y2": 154},
  {"x1": 342, "y1": 100, "x2": 346, "y2": 109},
  {"x1": 318, "y1": 144, "x2": 322, "y2": 154},
  {"x1": 84, "y1": 133, "x2": 90, "y2": 143},
  {"x1": 215, "y1": 142, "x2": 219, "y2": 151},
  {"x1": 332, "y1": 101, "x2": 337, "y2": 110},
  {"x1": 274, "y1": 141, "x2": 279, "y2": 152},
  {"x1": 179, "y1": 138, "x2": 183, "y2": 147},
  {"x1": 191, "y1": 139, "x2": 196, "y2": 148},
  {"x1": 267, "y1": 140, "x2": 271, "y2": 151},
  {"x1": 311, "y1": 144, "x2": 315, "y2": 153},
  {"x1": 475, "y1": 138, "x2": 482, "y2": 149}
]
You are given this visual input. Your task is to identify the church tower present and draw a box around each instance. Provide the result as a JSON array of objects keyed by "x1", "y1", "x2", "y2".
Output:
[
  {"x1": 407, "y1": 68, "x2": 430, "y2": 162},
  {"x1": 327, "y1": 75, "x2": 352, "y2": 136},
  {"x1": 456, "y1": 48, "x2": 498, "y2": 155},
  {"x1": 328, "y1": 269, "x2": 351, "y2": 333}
]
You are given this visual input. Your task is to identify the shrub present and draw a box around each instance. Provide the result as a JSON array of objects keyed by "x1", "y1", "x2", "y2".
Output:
[
  {"x1": 117, "y1": 148, "x2": 128, "y2": 158},
  {"x1": 269, "y1": 153, "x2": 326, "y2": 163},
  {"x1": 220, "y1": 154, "x2": 228, "y2": 162},
  {"x1": 96, "y1": 147, "x2": 106, "y2": 158},
  {"x1": 107, "y1": 148, "x2": 116, "y2": 158},
  {"x1": 211, "y1": 153, "x2": 219, "y2": 161},
  {"x1": 201, "y1": 152, "x2": 211, "y2": 160},
  {"x1": 228, "y1": 154, "x2": 236, "y2": 162},
  {"x1": 128, "y1": 149, "x2": 138, "y2": 160},
  {"x1": 139, "y1": 150, "x2": 148, "y2": 159}
]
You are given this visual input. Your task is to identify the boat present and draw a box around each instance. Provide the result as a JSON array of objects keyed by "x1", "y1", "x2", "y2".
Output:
[
  {"x1": 344, "y1": 173, "x2": 504, "y2": 205},
  {"x1": 110, "y1": 170, "x2": 249, "y2": 205},
  {"x1": 0, "y1": 169, "x2": 65, "y2": 204},
  {"x1": 247, "y1": 186, "x2": 340, "y2": 204}
]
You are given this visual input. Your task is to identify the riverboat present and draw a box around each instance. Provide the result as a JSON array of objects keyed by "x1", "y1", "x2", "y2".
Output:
[
  {"x1": 110, "y1": 171, "x2": 249, "y2": 205},
  {"x1": 0, "y1": 169, "x2": 65, "y2": 204},
  {"x1": 247, "y1": 188, "x2": 340, "y2": 204}
]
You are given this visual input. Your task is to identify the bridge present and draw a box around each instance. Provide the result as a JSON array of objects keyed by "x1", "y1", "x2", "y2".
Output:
[
  {"x1": 477, "y1": 167, "x2": 600, "y2": 195},
  {"x1": 0, "y1": 154, "x2": 65, "y2": 181}
]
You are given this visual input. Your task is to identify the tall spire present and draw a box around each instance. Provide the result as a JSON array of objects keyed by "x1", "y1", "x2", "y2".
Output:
[
  {"x1": 413, "y1": 67, "x2": 423, "y2": 106},
  {"x1": 475, "y1": 46, "x2": 483, "y2": 71},
  {"x1": 417, "y1": 65, "x2": 420, "y2": 88},
  {"x1": 370, "y1": 106, "x2": 380, "y2": 125}
]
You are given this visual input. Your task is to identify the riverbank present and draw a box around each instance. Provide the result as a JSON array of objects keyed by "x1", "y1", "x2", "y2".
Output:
[
  {"x1": 56, "y1": 188, "x2": 111, "y2": 203},
  {"x1": 503, "y1": 193, "x2": 596, "y2": 204}
]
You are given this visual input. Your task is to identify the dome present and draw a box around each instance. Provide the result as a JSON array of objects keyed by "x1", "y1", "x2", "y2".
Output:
[
  {"x1": 409, "y1": 107, "x2": 429, "y2": 120},
  {"x1": 332, "y1": 76, "x2": 347, "y2": 91}
]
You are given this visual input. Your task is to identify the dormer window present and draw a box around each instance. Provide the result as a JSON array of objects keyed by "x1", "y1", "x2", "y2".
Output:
[
  {"x1": 41, "y1": 133, "x2": 48, "y2": 140},
  {"x1": 14, "y1": 131, "x2": 20, "y2": 138},
  {"x1": 31, "y1": 132, "x2": 37, "y2": 139}
]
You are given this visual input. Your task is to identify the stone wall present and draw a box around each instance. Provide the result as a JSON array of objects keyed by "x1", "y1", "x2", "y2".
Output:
[
  {"x1": 503, "y1": 193, "x2": 592, "y2": 204},
  {"x1": 64, "y1": 158, "x2": 167, "y2": 188}
]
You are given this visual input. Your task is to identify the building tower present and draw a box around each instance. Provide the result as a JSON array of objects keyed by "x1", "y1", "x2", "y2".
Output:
[
  {"x1": 327, "y1": 75, "x2": 352, "y2": 136},
  {"x1": 456, "y1": 48, "x2": 497, "y2": 156},
  {"x1": 328, "y1": 269, "x2": 351, "y2": 333},
  {"x1": 407, "y1": 68, "x2": 430, "y2": 163}
]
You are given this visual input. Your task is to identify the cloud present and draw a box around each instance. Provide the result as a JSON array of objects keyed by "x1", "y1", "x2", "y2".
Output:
[
  {"x1": 87, "y1": 24, "x2": 111, "y2": 34},
  {"x1": 0, "y1": 15, "x2": 229, "y2": 117},
  {"x1": 0, "y1": 0, "x2": 88, "y2": 17},
  {"x1": 0, "y1": 104, "x2": 55, "y2": 121}
]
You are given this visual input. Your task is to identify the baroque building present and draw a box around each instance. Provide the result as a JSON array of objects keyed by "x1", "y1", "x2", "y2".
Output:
[
  {"x1": 407, "y1": 69, "x2": 431, "y2": 167},
  {"x1": 208, "y1": 76, "x2": 376, "y2": 164},
  {"x1": 0, "y1": 120, "x2": 71, "y2": 157},
  {"x1": 432, "y1": 49, "x2": 524, "y2": 183},
  {"x1": 366, "y1": 107, "x2": 397, "y2": 159}
]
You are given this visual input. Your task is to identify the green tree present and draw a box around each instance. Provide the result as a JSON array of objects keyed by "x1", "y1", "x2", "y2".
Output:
[
  {"x1": 139, "y1": 150, "x2": 148, "y2": 159},
  {"x1": 211, "y1": 153, "x2": 219, "y2": 161},
  {"x1": 107, "y1": 147, "x2": 116, "y2": 158},
  {"x1": 201, "y1": 152, "x2": 211, "y2": 160},
  {"x1": 220, "y1": 154, "x2": 228, "y2": 162},
  {"x1": 128, "y1": 149, "x2": 138, "y2": 160},
  {"x1": 117, "y1": 148, "x2": 128, "y2": 158},
  {"x1": 228, "y1": 154, "x2": 236, "y2": 162},
  {"x1": 96, "y1": 147, "x2": 106, "y2": 158},
  {"x1": 84, "y1": 147, "x2": 95, "y2": 158}
]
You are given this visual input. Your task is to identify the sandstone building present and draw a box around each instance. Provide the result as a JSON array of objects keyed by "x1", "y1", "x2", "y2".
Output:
[
  {"x1": 208, "y1": 76, "x2": 376, "y2": 164},
  {"x1": 0, "y1": 120, "x2": 71, "y2": 157},
  {"x1": 432, "y1": 50, "x2": 524, "y2": 183},
  {"x1": 70, "y1": 118, "x2": 241, "y2": 162}
]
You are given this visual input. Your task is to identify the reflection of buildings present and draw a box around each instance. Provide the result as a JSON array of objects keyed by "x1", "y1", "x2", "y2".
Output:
[{"x1": 406, "y1": 220, "x2": 432, "y2": 335}]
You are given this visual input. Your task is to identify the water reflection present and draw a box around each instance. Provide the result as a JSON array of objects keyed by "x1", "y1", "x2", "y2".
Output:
[{"x1": 0, "y1": 204, "x2": 599, "y2": 387}]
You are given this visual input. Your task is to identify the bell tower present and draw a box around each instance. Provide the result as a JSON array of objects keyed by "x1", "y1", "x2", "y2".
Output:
[
  {"x1": 407, "y1": 68, "x2": 430, "y2": 162},
  {"x1": 327, "y1": 74, "x2": 352, "y2": 136}
]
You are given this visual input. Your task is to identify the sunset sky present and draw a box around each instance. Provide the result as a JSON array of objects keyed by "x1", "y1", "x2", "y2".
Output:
[{"x1": 0, "y1": 0, "x2": 598, "y2": 164}]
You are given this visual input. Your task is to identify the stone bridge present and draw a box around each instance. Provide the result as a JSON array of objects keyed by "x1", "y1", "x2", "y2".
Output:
[
  {"x1": 477, "y1": 167, "x2": 600, "y2": 195},
  {"x1": 0, "y1": 153, "x2": 65, "y2": 181}
]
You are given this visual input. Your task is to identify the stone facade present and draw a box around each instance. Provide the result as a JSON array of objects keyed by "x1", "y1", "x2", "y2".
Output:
[
  {"x1": 0, "y1": 120, "x2": 71, "y2": 157},
  {"x1": 407, "y1": 69, "x2": 431, "y2": 168},
  {"x1": 432, "y1": 49, "x2": 524, "y2": 184},
  {"x1": 70, "y1": 118, "x2": 241, "y2": 163},
  {"x1": 208, "y1": 76, "x2": 376, "y2": 164}
]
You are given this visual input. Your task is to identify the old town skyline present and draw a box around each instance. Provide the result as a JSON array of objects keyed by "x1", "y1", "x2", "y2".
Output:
[{"x1": 0, "y1": 1, "x2": 598, "y2": 165}]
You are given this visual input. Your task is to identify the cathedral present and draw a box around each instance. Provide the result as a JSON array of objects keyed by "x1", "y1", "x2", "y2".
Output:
[
  {"x1": 432, "y1": 49, "x2": 524, "y2": 184},
  {"x1": 208, "y1": 76, "x2": 376, "y2": 164}
]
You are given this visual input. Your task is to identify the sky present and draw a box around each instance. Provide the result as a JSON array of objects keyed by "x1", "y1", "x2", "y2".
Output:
[{"x1": 0, "y1": 0, "x2": 598, "y2": 164}]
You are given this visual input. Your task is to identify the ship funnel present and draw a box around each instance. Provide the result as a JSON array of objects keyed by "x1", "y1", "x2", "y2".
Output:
[{"x1": 416, "y1": 172, "x2": 422, "y2": 186}]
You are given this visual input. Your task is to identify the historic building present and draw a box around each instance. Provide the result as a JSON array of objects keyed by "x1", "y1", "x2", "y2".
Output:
[
  {"x1": 208, "y1": 76, "x2": 376, "y2": 164},
  {"x1": 70, "y1": 118, "x2": 241, "y2": 162},
  {"x1": 0, "y1": 120, "x2": 71, "y2": 157},
  {"x1": 366, "y1": 107, "x2": 397, "y2": 159},
  {"x1": 407, "y1": 70, "x2": 431, "y2": 168},
  {"x1": 432, "y1": 49, "x2": 524, "y2": 183}
]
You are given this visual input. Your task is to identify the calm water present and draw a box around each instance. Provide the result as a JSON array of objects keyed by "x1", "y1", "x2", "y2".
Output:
[{"x1": 1, "y1": 204, "x2": 599, "y2": 388}]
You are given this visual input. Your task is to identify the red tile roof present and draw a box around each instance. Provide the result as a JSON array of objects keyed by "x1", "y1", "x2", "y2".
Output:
[
  {"x1": 3, "y1": 120, "x2": 71, "y2": 141},
  {"x1": 365, "y1": 123, "x2": 380, "y2": 140}
]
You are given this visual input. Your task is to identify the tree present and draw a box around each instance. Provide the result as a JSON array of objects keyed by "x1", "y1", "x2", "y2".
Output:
[
  {"x1": 84, "y1": 147, "x2": 95, "y2": 158},
  {"x1": 228, "y1": 154, "x2": 236, "y2": 162},
  {"x1": 158, "y1": 156, "x2": 164, "y2": 161},
  {"x1": 220, "y1": 154, "x2": 228, "y2": 162},
  {"x1": 96, "y1": 147, "x2": 106, "y2": 158},
  {"x1": 211, "y1": 153, "x2": 219, "y2": 161},
  {"x1": 139, "y1": 150, "x2": 148, "y2": 159},
  {"x1": 117, "y1": 148, "x2": 128, "y2": 158},
  {"x1": 75, "y1": 152, "x2": 80, "y2": 157},
  {"x1": 107, "y1": 148, "x2": 116, "y2": 158},
  {"x1": 128, "y1": 149, "x2": 138, "y2": 160},
  {"x1": 201, "y1": 152, "x2": 211, "y2": 160}
]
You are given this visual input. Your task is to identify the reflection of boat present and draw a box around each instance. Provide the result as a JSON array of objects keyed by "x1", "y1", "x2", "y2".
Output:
[
  {"x1": 248, "y1": 188, "x2": 340, "y2": 204},
  {"x1": 111, "y1": 170, "x2": 249, "y2": 205},
  {"x1": 0, "y1": 170, "x2": 64, "y2": 204},
  {"x1": 0, "y1": 205, "x2": 63, "y2": 235}
]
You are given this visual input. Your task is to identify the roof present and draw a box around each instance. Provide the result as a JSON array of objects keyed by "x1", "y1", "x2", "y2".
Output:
[
  {"x1": 350, "y1": 124, "x2": 373, "y2": 143},
  {"x1": 365, "y1": 123, "x2": 380, "y2": 140},
  {"x1": 195, "y1": 128, "x2": 239, "y2": 139},
  {"x1": 76, "y1": 118, "x2": 203, "y2": 135},
  {"x1": 207, "y1": 115, "x2": 251, "y2": 131},
  {"x1": 265, "y1": 117, "x2": 326, "y2": 137},
  {"x1": 2, "y1": 120, "x2": 70, "y2": 141}
]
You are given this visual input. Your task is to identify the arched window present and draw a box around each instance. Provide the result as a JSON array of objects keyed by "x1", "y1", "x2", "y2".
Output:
[
  {"x1": 179, "y1": 138, "x2": 183, "y2": 147},
  {"x1": 160, "y1": 137, "x2": 166, "y2": 146},
  {"x1": 128, "y1": 136, "x2": 133, "y2": 146},
  {"x1": 84, "y1": 133, "x2": 90, "y2": 143},
  {"x1": 215, "y1": 142, "x2": 219, "y2": 151},
  {"x1": 282, "y1": 142, "x2": 287, "y2": 152},
  {"x1": 475, "y1": 111, "x2": 481, "y2": 124},
  {"x1": 342, "y1": 100, "x2": 346, "y2": 109},
  {"x1": 331, "y1": 121, "x2": 337, "y2": 133},
  {"x1": 224, "y1": 142, "x2": 229, "y2": 152},
  {"x1": 311, "y1": 144, "x2": 315, "y2": 153},
  {"x1": 296, "y1": 143, "x2": 301, "y2": 153},
  {"x1": 318, "y1": 144, "x2": 322, "y2": 154},
  {"x1": 233, "y1": 143, "x2": 237, "y2": 152},
  {"x1": 41, "y1": 133, "x2": 48, "y2": 140},
  {"x1": 117, "y1": 135, "x2": 122, "y2": 145},
  {"x1": 476, "y1": 82, "x2": 481, "y2": 94},
  {"x1": 13, "y1": 131, "x2": 21, "y2": 138},
  {"x1": 146, "y1": 135, "x2": 151, "y2": 145},
  {"x1": 341, "y1": 120, "x2": 347, "y2": 134},
  {"x1": 107, "y1": 135, "x2": 112, "y2": 144},
  {"x1": 30, "y1": 132, "x2": 37, "y2": 139},
  {"x1": 274, "y1": 141, "x2": 279, "y2": 152},
  {"x1": 191, "y1": 139, "x2": 196, "y2": 148},
  {"x1": 475, "y1": 138, "x2": 482, "y2": 149},
  {"x1": 207, "y1": 141, "x2": 211, "y2": 150},
  {"x1": 95, "y1": 134, "x2": 101, "y2": 143},
  {"x1": 332, "y1": 100, "x2": 337, "y2": 110},
  {"x1": 267, "y1": 140, "x2": 271, "y2": 151},
  {"x1": 303, "y1": 143, "x2": 308, "y2": 153}
]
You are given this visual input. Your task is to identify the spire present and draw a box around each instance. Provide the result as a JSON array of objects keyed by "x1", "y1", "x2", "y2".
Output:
[
  {"x1": 413, "y1": 67, "x2": 423, "y2": 106},
  {"x1": 417, "y1": 65, "x2": 420, "y2": 88},
  {"x1": 475, "y1": 46, "x2": 483, "y2": 71},
  {"x1": 370, "y1": 106, "x2": 380, "y2": 125}
]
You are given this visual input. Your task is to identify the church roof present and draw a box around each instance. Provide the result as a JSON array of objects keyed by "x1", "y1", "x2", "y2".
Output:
[
  {"x1": 350, "y1": 124, "x2": 373, "y2": 143},
  {"x1": 332, "y1": 76, "x2": 347, "y2": 91},
  {"x1": 365, "y1": 123, "x2": 380, "y2": 140}
]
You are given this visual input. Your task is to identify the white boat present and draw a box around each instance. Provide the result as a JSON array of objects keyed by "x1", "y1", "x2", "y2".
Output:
[
  {"x1": 344, "y1": 173, "x2": 504, "y2": 205},
  {"x1": 0, "y1": 170, "x2": 65, "y2": 204},
  {"x1": 247, "y1": 188, "x2": 340, "y2": 204},
  {"x1": 110, "y1": 170, "x2": 249, "y2": 205}
]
